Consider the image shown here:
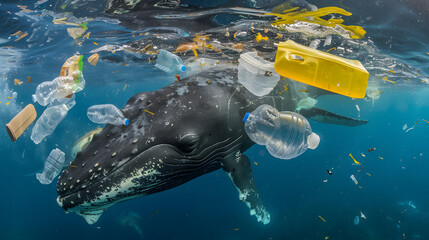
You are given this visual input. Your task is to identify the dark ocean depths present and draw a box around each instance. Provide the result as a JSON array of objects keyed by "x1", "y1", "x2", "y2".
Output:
[{"x1": 1, "y1": 0, "x2": 429, "y2": 239}]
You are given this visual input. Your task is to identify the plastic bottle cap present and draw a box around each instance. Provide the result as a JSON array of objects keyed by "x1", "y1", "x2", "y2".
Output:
[
  {"x1": 242, "y1": 113, "x2": 250, "y2": 122},
  {"x1": 124, "y1": 118, "x2": 130, "y2": 126},
  {"x1": 180, "y1": 65, "x2": 187, "y2": 72},
  {"x1": 307, "y1": 133, "x2": 320, "y2": 149}
]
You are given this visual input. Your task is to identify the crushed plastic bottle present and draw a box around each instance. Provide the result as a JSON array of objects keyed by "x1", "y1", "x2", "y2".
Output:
[
  {"x1": 87, "y1": 104, "x2": 129, "y2": 126},
  {"x1": 32, "y1": 71, "x2": 85, "y2": 106},
  {"x1": 238, "y1": 52, "x2": 280, "y2": 97},
  {"x1": 36, "y1": 148, "x2": 66, "y2": 184},
  {"x1": 31, "y1": 97, "x2": 76, "y2": 144},
  {"x1": 243, "y1": 104, "x2": 320, "y2": 159},
  {"x1": 155, "y1": 49, "x2": 187, "y2": 74}
]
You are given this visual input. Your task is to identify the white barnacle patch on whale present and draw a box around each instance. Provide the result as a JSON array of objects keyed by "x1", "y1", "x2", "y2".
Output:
[
  {"x1": 176, "y1": 85, "x2": 189, "y2": 96},
  {"x1": 70, "y1": 166, "x2": 162, "y2": 225}
]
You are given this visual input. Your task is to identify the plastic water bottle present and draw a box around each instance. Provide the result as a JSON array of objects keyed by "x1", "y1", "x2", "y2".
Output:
[
  {"x1": 87, "y1": 104, "x2": 129, "y2": 126},
  {"x1": 243, "y1": 104, "x2": 320, "y2": 159},
  {"x1": 155, "y1": 49, "x2": 187, "y2": 74},
  {"x1": 31, "y1": 98, "x2": 76, "y2": 144},
  {"x1": 32, "y1": 71, "x2": 85, "y2": 106},
  {"x1": 36, "y1": 148, "x2": 66, "y2": 184}
]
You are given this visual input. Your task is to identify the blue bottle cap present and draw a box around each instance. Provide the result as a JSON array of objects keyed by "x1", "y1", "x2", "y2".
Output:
[
  {"x1": 180, "y1": 65, "x2": 187, "y2": 72},
  {"x1": 242, "y1": 113, "x2": 250, "y2": 122},
  {"x1": 124, "y1": 118, "x2": 130, "y2": 126}
]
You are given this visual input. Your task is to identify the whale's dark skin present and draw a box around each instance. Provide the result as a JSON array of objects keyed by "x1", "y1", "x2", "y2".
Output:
[{"x1": 56, "y1": 67, "x2": 366, "y2": 224}]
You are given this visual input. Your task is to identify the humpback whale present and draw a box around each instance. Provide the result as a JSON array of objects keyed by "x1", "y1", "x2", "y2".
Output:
[{"x1": 56, "y1": 66, "x2": 366, "y2": 224}]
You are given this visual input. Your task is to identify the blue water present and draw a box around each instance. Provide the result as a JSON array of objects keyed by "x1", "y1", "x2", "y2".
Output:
[{"x1": 1, "y1": 0, "x2": 429, "y2": 239}]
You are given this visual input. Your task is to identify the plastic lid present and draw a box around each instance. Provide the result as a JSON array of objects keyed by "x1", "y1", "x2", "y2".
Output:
[
  {"x1": 124, "y1": 118, "x2": 130, "y2": 126},
  {"x1": 179, "y1": 65, "x2": 187, "y2": 72},
  {"x1": 307, "y1": 132, "x2": 320, "y2": 149},
  {"x1": 242, "y1": 113, "x2": 250, "y2": 122}
]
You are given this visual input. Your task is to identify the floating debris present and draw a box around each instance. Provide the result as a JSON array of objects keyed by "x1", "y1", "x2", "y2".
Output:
[
  {"x1": 379, "y1": 157, "x2": 384, "y2": 160},
  {"x1": 323, "y1": 179, "x2": 328, "y2": 183},
  {"x1": 255, "y1": 32, "x2": 268, "y2": 43},
  {"x1": 123, "y1": 84, "x2": 127, "y2": 91},
  {"x1": 349, "y1": 153, "x2": 361, "y2": 165},
  {"x1": 88, "y1": 53, "x2": 99, "y2": 66},
  {"x1": 366, "y1": 173, "x2": 371, "y2": 176},
  {"x1": 10, "y1": 31, "x2": 28, "y2": 42},
  {"x1": 360, "y1": 211, "x2": 367, "y2": 220},
  {"x1": 67, "y1": 28, "x2": 86, "y2": 40},
  {"x1": 356, "y1": 104, "x2": 360, "y2": 117},
  {"x1": 254, "y1": 162, "x2": 258, "y2": 165},
  {"x1": 326, "y1": 169, "x2": 332, "y2": 175},
  {"x1": 93, "y1": 42, "x2": 98, "y2": 45},
  {"x1": 350, "y1": 174, "x2": 358, "y2": 185},
  {"x1": 361, "y1": 153, "x2": 366, "y2": 157},
  {"x1": 144, "y1": 109, "x2": 154, "y2": 115},
  {"x1": 26, "y1": 76, "x2": 31, "y2": 83},
  {"x1": 326, "y1": 47, "x2": 336, "y2": 52},
  {"x1": 318, "y1": 215, "x2": 326, "y2": 222},
  {"x1": 382, "y1": 76, "x2": 396, "y2": 84},
  {"x1": 266, "y1": 7, "x2": 366, "y2": 39},
  {"x1": 14, "y1": 79, "x2": 23, "y2": 85},
  {"x1": 367, "y1": 147, "x2": 376, "y2": 152},
  {"x1": 354, "y1": 215, "x2": 360, "y2": 225}
]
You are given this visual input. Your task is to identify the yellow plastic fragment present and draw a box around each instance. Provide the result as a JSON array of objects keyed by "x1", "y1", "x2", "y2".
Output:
[
  {"x1": 275, "y1": 33, "x2": 283, "y2": 39},
  {"x1": 123, "y1": 84, "x2": 127, "y2": 91},
  {"x1": 192, "y1": 49, "x2": 198, "y2": 59},
  {"x1": 254, "y1": 161, "x2": 258, "y2": 165},
  {"x1": 27, "y1": 76, "x2": 31, "y2": 83},
  {"x1": 389, "y1": 70, "x2": 396, "y2": 73},
  {"x1": 14, "y1": 79, "x2": 23, "y2": 85},
  {"x1": 7, "y1": 97, "x2": 12, "y2": 99},
  {"x1": 144, "y1": 110, "x2": 154, "y2": 115},
  {"x1": 318, "y1": 215, "x2": 326, "y2": 222},
  {"x1": 423, "y1": 119, "x2": 429, "y2": 124},
  {"x1": 382, "y1": 76, "x2": 396, "y2": 84},
  {"x1": 266, "y1": 7, "x2": 366, "y2": 39},
  {"x1": 148, "y1": 58, "x2": 151, "y2": 63},
  {"x1": 379, "y1": 157, "x2": 384, "y2": 160},
  {"x1": 366, "y1": 173, "x2": 371, "y2": 176},
  {"x1": 255, "y1": 32, "x2": 268, "y2": 43},
  {"x1": 6, "y1": 102, "x2": 10, "y2": 105},
  {"x1": 93, "y1": 42, "x2": 98, "y2": 45},
  {"x1": 326, "y1": 47, "x2": 336, "y2": 53},
  {"x1": 349, "y1": 153, "x2": 361, "y2": 165}
]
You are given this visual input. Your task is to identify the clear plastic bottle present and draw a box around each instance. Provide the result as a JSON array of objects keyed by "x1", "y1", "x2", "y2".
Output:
[
  {"x1": 32, "y1": 71, "x2": 85, "y2": 106},
  {"x1": 87, "y1": 104, "x2": 129, "y2": 126},
  {"x1": 31, "y1": 98, "x2": 76, "y2": 144},
  {"x1": 243, "y1": 104, "x2": 320, "y2": 159},
  {"x1": 155, "y1": 49, "x2": 187, "y2": 74},
  {"x1": 36, "y1": 148, "x2": 66, "y2": 185}
]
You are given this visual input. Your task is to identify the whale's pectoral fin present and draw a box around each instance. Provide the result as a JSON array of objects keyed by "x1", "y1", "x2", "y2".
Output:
[
  {"x1": 221, "y1": 153, "x2": 270, "y2": 224},
  {"x1": 299, "y1": 107, "x2": 368, "y2": 127}
]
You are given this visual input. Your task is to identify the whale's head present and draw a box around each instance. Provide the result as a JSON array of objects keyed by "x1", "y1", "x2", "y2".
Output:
[{"x1": 56, "y1": 74, "x2": 246, "y2": 224}]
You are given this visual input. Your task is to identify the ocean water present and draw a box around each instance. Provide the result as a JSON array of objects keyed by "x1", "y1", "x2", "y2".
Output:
[{"x1": 1, "y1": 0, "x2": 429, "y2": 239}]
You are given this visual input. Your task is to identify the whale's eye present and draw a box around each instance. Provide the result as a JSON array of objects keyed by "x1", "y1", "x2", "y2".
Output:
[{"x1": 178, "y1": 134, "x2": 199, "y2": 153}]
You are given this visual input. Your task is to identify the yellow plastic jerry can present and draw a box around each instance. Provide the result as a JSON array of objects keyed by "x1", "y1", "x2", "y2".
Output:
[{"x1": 275, "y1": 40, "x2": 369, "y2": 98}]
